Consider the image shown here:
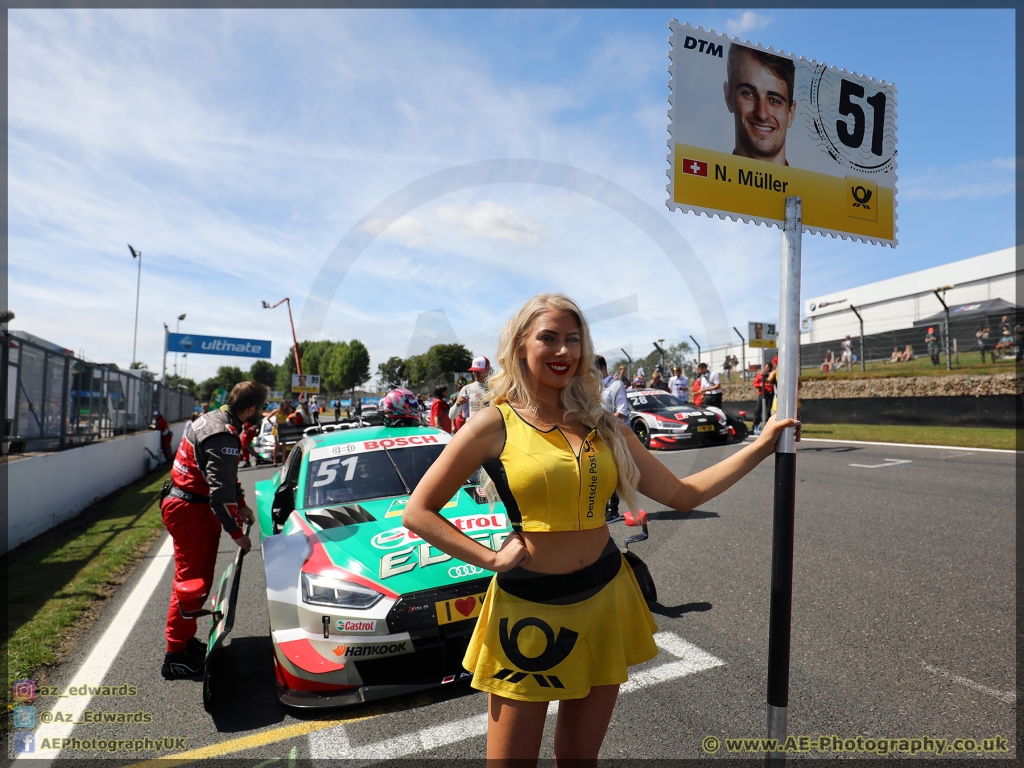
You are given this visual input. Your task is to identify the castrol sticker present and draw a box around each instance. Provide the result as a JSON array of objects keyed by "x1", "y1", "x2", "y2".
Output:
[
  {"x1": 308, "y1": 432, "x2": 450, "y2": 462},
  {"x1": 371, "y1": 514, "x2": 509, "y2": 550},
  {"x1": 334, "y1": 619, "x2": 377, "y2": 633}
]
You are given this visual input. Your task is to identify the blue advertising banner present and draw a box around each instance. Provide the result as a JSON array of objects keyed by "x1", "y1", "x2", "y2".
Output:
[{"x1": 167, "y1": 333, "x2": 271, "y2": 358}]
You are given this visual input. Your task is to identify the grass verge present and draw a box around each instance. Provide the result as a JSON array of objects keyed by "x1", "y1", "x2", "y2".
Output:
[
  {"x1": 798, "y1": 356, "x2": 1019, "y2": 380},
  {"x1": 796, "y1": 422, "x2": 1019, "y2": 450},
  {"x1": 3, "y1": 465, "x2": 170, "y2": 718}
]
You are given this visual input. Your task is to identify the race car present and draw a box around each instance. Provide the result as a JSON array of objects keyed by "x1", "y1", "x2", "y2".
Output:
[
  {"x1": 355, "y1": 403, "x2": 382, "y2": 426},
  {"x1": 253, "y1": 424, "x2": 511, "y2": 709},
  {"x1": 250, "y1": 417, "x2": 277, "y2": 465},
  {"x1": 626, "y1": 388, "x2": 746, "y2": 449}
]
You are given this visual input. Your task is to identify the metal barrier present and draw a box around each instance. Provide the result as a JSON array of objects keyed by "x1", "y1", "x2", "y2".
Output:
[{"x1": 2, "y1": 331, "x2": 196, "y2": 453}]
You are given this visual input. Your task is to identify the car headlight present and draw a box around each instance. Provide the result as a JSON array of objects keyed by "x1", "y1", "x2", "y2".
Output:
[
  {"x1": 301, "y1": 573, "x2": 383, "y2": 609},
  {"x1": 656, "y1": 420, "x2": 687, "y2": 431}
]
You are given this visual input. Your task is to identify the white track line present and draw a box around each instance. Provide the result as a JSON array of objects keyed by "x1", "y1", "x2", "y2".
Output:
[
  {"x1": 922, "y1": 662, "x2": 1017, "y2": 704},
  {"x1": 308, "y1": 630, "x2": 723, "y2": 762},
  {"x1": 17, "y1": 535, "x2": 175, "y2": 763},
  {"x1": 800, "y1": 437, "x2": 1015, "y2": 454}
]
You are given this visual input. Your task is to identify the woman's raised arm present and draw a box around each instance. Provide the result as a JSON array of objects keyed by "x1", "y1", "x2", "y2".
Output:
[{"x1": 624, "y1": 413, "x2": 799, "y2": 513}]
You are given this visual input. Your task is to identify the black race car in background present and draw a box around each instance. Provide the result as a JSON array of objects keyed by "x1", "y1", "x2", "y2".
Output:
[{"x1": 625, "y1": 389, "x2": 748, "y2": 449}]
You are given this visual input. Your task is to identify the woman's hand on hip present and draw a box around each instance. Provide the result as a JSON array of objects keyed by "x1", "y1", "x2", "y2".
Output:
[{"x1": 489, "y1": 532, "x2": 530, "y2": 572}]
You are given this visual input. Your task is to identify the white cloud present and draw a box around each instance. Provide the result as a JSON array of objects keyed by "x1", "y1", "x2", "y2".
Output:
[
  {"x1": 434, "y1": 201, "x2": 541, "y2": 244},
  {"x1": 725, "y1": 11, "x2": 773, "y2": 36},
  {"x1": 900, "y1": 157, "x2": 1017, "y2": 202}
]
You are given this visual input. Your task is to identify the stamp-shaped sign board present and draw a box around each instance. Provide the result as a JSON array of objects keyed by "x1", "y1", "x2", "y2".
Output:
[{"x1": 667, "y1": 21, "x2": 897, "y2": 246}]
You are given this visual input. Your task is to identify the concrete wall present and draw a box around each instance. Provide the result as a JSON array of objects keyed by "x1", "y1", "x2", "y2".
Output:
[{"x1": 5, "y1": 422, "x2": 188, "y2": 555}]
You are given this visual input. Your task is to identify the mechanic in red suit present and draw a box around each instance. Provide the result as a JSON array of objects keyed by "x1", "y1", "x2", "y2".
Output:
[
  {"x1": 239, "y1": 420, "x2": 257, "y2": 468},
  {"x1": 159, "y1": 380, "x2": 267, "y2": 678},
  {"x1": 154, "y1": 410, "x2": 173, "y2": 462}
]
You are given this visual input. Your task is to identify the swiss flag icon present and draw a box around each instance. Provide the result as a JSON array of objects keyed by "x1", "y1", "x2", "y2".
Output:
[{"x1": 682, "y1": 158, "x2": 708, "y2": 177}]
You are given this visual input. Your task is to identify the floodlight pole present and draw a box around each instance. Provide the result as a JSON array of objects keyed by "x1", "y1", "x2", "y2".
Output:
[
  {"x1": 733, "y1": 326, "x2": 746, "y2": 380},
  {"x1": 128, "y1": 245, "x2": 142, "y2": 366},
  {"x1": 263, "y1": 298, "x2": 303, "y2": 375},
  {"x1": 162, "y1": 323, "x2": 169, "y2": 383},
  {"x1": 849, "y1": 304, "x2": 866, "y2": 372},
  {"x1": 932, "y1": 288, "x2": 953, "y2": 371},
  {"x1": 766, "y1": 197, "x2": 801, "y2": 765},
  {"x1": 620, "y1": 348, "x2": 633, "y2": 381}
]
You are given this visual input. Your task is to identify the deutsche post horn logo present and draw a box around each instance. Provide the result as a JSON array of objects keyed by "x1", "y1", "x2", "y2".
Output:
[
  {"x1": 497, "y1": 617, "x2": 578, "y2": 672},
  {"x1": 851, "y1": 185, "x2": 872, "y2": 209}
]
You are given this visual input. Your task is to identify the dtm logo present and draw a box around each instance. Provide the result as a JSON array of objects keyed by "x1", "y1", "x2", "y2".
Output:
[
  {"x1": 221, "y1": 447, "x2": 240, "y2": 456},
  {"x1": 448, "y1": 564, "x2": 485, "y2": 579}
]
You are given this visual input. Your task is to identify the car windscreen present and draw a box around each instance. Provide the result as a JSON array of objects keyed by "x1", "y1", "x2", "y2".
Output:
[
  {"x1": 304, "y1": 444, "x2": 446, "y2": 508},
  {"x1": 627, "y1": 393, "x2": 687, "y2": 412}
]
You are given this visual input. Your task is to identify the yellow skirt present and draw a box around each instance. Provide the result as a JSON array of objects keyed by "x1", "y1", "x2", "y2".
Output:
[{"x1": 463, "y1": 540, "x2": 658, "y2": 702}]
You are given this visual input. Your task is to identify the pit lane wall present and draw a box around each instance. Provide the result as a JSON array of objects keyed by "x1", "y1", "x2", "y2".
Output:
[
  {"x1": 720, "y1": 373, "x2": 1021, "y2": 429},
  {"x1": 4, "y1": 421, "x2": 188, "y2": 555}
]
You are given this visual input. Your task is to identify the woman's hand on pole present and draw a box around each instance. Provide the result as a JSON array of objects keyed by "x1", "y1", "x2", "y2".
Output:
[{"x1": 756, "y1": 413, "x2": 801, "y2": 446}]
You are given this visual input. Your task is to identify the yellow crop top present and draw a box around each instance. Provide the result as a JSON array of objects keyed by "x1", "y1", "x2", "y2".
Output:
[{"x1": 482, "y1": 403, "x2": 618, "y2": 532}]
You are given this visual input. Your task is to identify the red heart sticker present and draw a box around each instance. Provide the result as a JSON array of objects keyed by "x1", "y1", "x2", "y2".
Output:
[{"x1": 454, "y1": 597, "x2": 476, "y2": 616}]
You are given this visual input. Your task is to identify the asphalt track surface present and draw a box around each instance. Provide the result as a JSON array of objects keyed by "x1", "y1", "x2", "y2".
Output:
[{"x1": 17, "y1": 438, "x2": 1017, "y2": 763}]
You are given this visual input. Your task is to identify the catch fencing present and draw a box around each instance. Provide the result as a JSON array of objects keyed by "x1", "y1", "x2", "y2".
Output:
[{"x1": 2, "y1": 331, "x2": 195, "y2": 453}]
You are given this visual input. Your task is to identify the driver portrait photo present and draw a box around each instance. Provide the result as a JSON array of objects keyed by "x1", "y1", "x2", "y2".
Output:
[
  {"x1": 297, "y1": 374, "x2": 306, "y2": 387},
  {"x1": 723, "y1": 44, "x2": 796, "y2": 166},
  {"x1": 754, "y1": 322, "x2": 764, "y2": 339}
]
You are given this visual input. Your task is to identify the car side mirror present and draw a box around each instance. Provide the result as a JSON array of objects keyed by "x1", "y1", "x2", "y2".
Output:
[{"x1": 271, "y1": 483, "x2": 295, "y2": 527}]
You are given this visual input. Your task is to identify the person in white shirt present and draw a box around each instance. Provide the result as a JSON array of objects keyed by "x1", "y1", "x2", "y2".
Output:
[
  {"x1": 449, "y1": 356, "x2": 491, "y2": 432},
  {"x1": 668, "y1": 366, "x2": 689, "y2": 403},
  {"x1": 596, "y1": 355, "x2": 629, "y2": 523},
  {"x1": 696, "y1": 362, "x2": 723, "y2": 408},
  {"x1": 840, "y1": 335, "x2": 854, "y2": 370}
]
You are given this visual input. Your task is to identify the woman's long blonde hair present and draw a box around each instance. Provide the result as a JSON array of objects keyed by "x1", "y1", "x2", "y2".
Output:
[{"x1": 481, "y1": 292, "x2": 642, "y2": 513}]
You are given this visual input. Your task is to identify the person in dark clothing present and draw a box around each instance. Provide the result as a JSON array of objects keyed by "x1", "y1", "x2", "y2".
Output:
[
  {"x1": 925, "y1": 327, "x2": 940, "y2": 366},
  {"x1": 159, "y1": 380, "x2": 267, "y2": 679}
]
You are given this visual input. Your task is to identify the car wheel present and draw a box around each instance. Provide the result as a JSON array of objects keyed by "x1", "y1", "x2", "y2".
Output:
[
  {"x1": 632, "y1": 419, "x2": 651, "y2": 449},
  {"x1": 731, "y1": 419, "x2": 749, "y2": 442}
]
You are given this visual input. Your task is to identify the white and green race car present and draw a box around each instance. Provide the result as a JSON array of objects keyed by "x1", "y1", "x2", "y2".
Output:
[{"x1": 253, "y1": 424, "x2": 512, "y2": 709}]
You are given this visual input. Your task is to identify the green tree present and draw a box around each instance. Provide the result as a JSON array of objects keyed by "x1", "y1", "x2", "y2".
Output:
[
  {"x1": 377, "y1": 356, "x2": 408, "y2": 390},
  {"x1": 427, "y1": 344, "x2": 474, "y2": 381},
  {"x1": 329, "y1": 340, "x2": 371, "y2": 395},
  {"x1": 249, "y1": 359, "x2": 278, "y2": 389},
  {"x1": 216, "y1": 365, "x2": 247, "y2": 392},
  {"x1": 164, "y1": 375, "x2": 198, "y2": 397},
  {"x1": 197, "y1": 377, "x2": 219, "y2": 403}
]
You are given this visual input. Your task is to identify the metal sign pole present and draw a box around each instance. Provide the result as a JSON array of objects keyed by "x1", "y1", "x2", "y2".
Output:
[
  {"x1": 766, "y1": 196, "x2": 801, "y2": 764},
  {"x1": 733, "y1": 326, "x2": 746, "y2": 380}
]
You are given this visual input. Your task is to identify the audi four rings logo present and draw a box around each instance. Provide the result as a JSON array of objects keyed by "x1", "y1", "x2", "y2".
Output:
[{"x1": 448, "y1": 565, "x2": 485, "y2": 579}]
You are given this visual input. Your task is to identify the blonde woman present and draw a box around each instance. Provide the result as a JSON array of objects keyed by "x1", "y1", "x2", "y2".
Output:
[{"x1": 403, "y1": 293, "x2": 797, "y2": 763}]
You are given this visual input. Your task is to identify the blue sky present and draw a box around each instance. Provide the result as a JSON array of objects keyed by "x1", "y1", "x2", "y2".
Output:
[{"x1": 7, "y1": 8, "x2": 1016, "y2": 384}]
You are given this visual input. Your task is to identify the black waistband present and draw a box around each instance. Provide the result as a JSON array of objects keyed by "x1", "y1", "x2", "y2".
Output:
[
  {"x1": 496, "y1": 538, "x2": 621, "y2": 605},
  {"x1": 164, "y1": 484, "x2": 210, "y2": 505}
]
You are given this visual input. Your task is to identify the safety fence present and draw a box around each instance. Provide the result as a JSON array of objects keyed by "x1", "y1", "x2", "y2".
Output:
[{"x1": 2, "y1": 331, "x2": 196, "y2": 453}]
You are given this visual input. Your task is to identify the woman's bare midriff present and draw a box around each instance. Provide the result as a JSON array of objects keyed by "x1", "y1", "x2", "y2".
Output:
[{"x1": 519, "y1": 525, "x2": 611, "y2": 574}]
